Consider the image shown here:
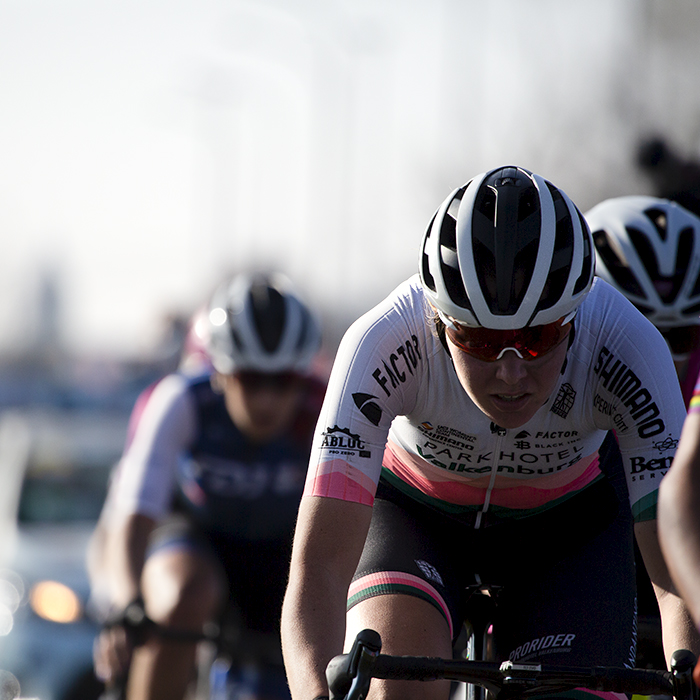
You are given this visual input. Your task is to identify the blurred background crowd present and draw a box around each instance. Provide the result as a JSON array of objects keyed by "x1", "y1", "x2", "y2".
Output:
[{"x1": 1, "y1": 1, "x2": 700, "y2": 699}]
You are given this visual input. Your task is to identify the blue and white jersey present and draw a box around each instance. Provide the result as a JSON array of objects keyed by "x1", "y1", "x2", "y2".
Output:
[{"x1": 108, "y1": 372, "x2": 324, "y2": 539}]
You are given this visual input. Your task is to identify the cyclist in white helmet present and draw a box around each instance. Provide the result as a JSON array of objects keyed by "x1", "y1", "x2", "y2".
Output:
[
  {"x1": 281, "y1": 166, "x2": 699, "y2": 700},
  {"x1": 92, "y1": 272, "x2": 325, "y2": 700},
  {"x1": 586, "y1": 196, "x2": 700, "y2": 668},
  {"x1": 587, "y1": 196, "x2": 700, "y2": 403}
]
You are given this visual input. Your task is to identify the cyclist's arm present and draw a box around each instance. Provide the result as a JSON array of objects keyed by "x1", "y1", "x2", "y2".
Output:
[
  {"x1": 635, "y1": 517, "x2": 700, "y2": 667},
  {"x1": 93, "y1": 376, "x2": 196, "y2": 679},
  {"x1": 281, "y1": 495, "x2": 373, "y2": 700},
  {"x1": 104, "y1": 512, "x2": 157, "y2": 608},
  {"x1": 659, "y1": 410, "x2": 700, "y2": 631},
  {"x1": 93, "y1": 512, "x2": 157, "y2": 684}
]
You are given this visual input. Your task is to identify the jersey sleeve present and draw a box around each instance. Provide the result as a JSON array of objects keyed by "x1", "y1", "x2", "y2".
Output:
[
  {"x1": 587, "y1": 286, "x2": 687, "y2": 523},
  {"x1": 106, "y1": 373, "x2": 197, "y2": 521},
  {"x1": 303, "y1": 279, "x2": 431, "y2": 506}
]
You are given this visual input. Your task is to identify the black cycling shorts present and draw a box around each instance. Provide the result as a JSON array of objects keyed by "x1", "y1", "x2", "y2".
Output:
[
  {"x1": 148, "y1": 514, "x2": 293, "y2": 635},
  {"x1": 350, "y1": 475, "x2": 637, "y2": 667}
]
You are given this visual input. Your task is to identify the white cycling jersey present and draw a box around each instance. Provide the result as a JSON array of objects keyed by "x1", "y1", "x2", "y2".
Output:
[{"x1": 304, "y1": 275, "x2": 685, "y2": 525}]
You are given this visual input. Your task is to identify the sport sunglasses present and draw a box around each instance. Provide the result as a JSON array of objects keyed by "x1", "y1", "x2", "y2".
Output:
[
  {"x1": 235, "y1": 371, "x2": 303, "y2": 392},
  {"x1": 443, "y1": 314, "x2": 574, "y2": 362}
]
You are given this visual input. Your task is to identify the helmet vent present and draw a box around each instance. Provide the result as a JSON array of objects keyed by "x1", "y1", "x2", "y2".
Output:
[
  {"x1": 690, "y1": 241, "x2": 700, "y2": 298},
  {"x1": 478, "y1": 188, "x2": 497, "y2": 225},
  {"x1": 592, "y1": 229, "x2": 646, "y2": 299},
  {"x1": 294, "y1": 313, "x2": 311, "y2": 353},
  {"x1": 573, "y1": 211, "x2": 593, "y2": 295},
  {"x1": 250, "y1": 283, "x2": 286, "y2": 353},
  {"x1": 472, "y1": 174, "x2": 540, "y2": 316},
  {"x1": 536, "y1": 184, "x2": 574, "y2": 311},
  {"x1": 420, "y1": 213, "x2": 438, "y2": 293},
  {"x1": 229, "y1": 325, "x2": 245, "y2": 354},
  {"x1": 517, "y1": 186, "x2": 538, "y2": 222},
  {"x1": 629, "y1": 226, "x2": 691, "y2": 304},
  {"x1": 447, "y1": 196, "x2": 462, "y2": 221},
  {"x1": 645, "y1": 207, "x2": 668, "y2": 241},
  {"x1": 635, "y1": 302, "x2": 655, "y2": 317},
  {"x1": 438, "y1": 204, "x2": 471, "y2": 310},
  {"x1": 683, "y1": 301, "x2": 700, "y2": 316}
]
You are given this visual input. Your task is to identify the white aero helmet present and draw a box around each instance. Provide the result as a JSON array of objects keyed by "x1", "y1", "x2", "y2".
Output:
[
  {"x1": 206, "y1": 272, "x2": 322, "y2": 375},
  {"x1": 587, "y1": 196, "x2": 700, "y2": 328},
  {"x1": 419, "y1": 166, "x2": 595, "y2": 329}
]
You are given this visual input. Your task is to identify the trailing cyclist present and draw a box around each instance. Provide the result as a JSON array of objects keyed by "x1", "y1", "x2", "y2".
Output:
[
  {"x1": 586, "y1": 195, "x2": 700, "y2": 668},
  {"x1": 92, "y1": 272, "x2": 325, "y2": 700},
  {"x1": 587, "y1": 195, "x2": 700, "y2": 406}
]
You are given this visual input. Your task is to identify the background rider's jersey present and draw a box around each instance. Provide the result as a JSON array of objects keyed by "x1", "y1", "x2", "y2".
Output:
[
  {"x1": 304, "y1": 275, "x2": 685, "y2": 527},
  {"x1": 107, "y1": 372, "x2": 325, "y2": 539}
]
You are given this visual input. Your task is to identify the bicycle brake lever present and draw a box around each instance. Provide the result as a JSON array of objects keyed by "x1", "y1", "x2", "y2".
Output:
[{"x1": 326, "y1": 629, "x2": 382, "y2": 700}]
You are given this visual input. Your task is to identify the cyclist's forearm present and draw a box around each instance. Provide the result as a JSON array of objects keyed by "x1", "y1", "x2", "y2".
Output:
[
  {"x1": 636, "y1": 518, "x2": 700, "y2": 665},
  {"x1": 281, "y1": 575, "x2": 348, "y2": 700},
  {"x1": 107, "y1": 512, "x2": 156, "y2": 607},
  {"x1": 659, "y1": 482, "x2": 700, "y2": 628},
  {"x1": 281, "y1": 495, "x2": 373, "y2": 700},
  {"x1": 658, "y1": 412, "x2": 700, "y2": 629},
  {"x1": 655, "y1": 587, "x2": 700, "y2": 667}
]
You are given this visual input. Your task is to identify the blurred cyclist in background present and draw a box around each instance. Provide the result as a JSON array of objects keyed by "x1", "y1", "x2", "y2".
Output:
[
  {"x1": 586, "y1": 195, "x2": 700, "y2": 668},
  {"x1": 91, "y1": 271, "x2": 325, "y2": 700},
  {"x1": 86, "y1": 307, "x2": 214, "y2": 608}
]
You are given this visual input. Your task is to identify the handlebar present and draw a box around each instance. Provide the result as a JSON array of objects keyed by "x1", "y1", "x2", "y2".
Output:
[
  {"x1": 327, "y1": 630, "x2": 699, "y2": 700},
  {"x1": 101, "y1": 599, "x2": 218, "y2": 646}
]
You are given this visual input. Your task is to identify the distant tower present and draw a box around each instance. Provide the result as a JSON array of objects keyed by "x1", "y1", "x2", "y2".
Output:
[{"x1": 33, "y1": 265, "x2": 62, "y2": 355}]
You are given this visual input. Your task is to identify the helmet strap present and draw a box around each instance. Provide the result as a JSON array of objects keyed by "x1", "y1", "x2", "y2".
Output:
[{"x1": 560, "y1": 322, "x2": 577, "y2": 375}]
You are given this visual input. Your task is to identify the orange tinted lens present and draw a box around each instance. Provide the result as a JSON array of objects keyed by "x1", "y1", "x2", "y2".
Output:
[{"x1": 446, "y1": 319, "x2": 571, "y2": 361}]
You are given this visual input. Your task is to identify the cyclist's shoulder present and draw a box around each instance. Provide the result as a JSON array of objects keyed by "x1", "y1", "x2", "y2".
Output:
[
  {"x1": 346, "y1": 276, "x2": 425, "y2": 330},
  {"x1": 128, "y1": 372, "x2": 203, "y2": 435},
  {"x1": 339, "y1": 275, "x2": 439, "y2": 361},
  {"x1": 576, "y1": 279, "x2": 671, "y2": 359},
  {"x1": 149, "y1": 371, "x2": 206, "y2": 405},
  {"x1": 578, "y1": 278, "x2": 645, "y2": 327}
]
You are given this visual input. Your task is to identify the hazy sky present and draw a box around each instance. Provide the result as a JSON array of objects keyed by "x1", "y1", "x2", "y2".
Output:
[{"x1": 1, "y1": 0, "x2": 699, "y2": 358}]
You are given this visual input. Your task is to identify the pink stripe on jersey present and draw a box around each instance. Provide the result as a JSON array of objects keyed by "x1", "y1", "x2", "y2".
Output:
[
  {"x1": 384, "y1": 441, "x2": 601, "y2": 510},
  {"x1": 303, "y1": 458, "x2": 376, "y2": 505},
  {"x1": 349, "y1": 571, "x2": 453, "y2": 638}
]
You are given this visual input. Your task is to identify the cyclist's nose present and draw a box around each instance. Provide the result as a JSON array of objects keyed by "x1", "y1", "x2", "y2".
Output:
[{"x1": 494, "y1": 351, "x2": 529, "y2": 384}]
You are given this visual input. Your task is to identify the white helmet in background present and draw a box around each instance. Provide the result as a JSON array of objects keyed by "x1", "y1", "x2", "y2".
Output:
[
  {"x1": 206, "y1": 272, "x2": 322, "y2": 375},
  {"x1": 587, "y1": 196, "x2": 700, "y2": 357},
  {"x1": 419, "y1": 165, "x2": 595, "y2": 329}
]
